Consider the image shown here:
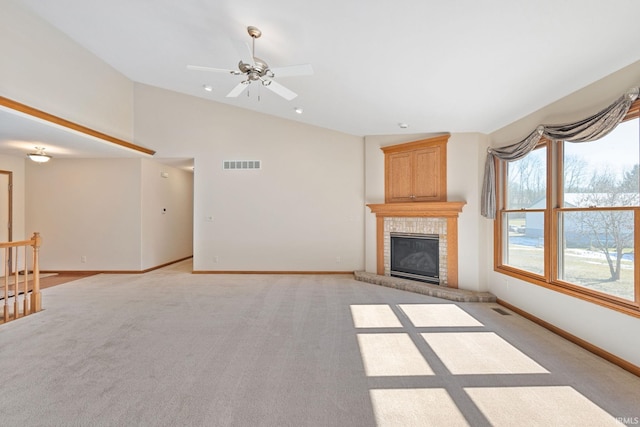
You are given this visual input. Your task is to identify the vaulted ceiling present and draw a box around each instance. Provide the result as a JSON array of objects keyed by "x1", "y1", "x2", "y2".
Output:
[{"x1": 6, "y1": 0, "x2": 640, "y2": 139}]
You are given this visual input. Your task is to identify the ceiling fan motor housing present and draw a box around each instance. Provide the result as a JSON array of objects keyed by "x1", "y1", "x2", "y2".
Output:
[{"x1": 238, "y1": 58, "x2": 269, "y2": 79}]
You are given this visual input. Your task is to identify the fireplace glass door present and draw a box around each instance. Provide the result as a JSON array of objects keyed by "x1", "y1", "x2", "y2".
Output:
[{"x1": 390, "y1": 233, "x2": 439, "y2": 284}]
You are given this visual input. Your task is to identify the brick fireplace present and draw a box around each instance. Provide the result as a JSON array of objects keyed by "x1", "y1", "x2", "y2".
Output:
[{"x1": 367, "y1": 201, "x2": 465, "y2": 288}]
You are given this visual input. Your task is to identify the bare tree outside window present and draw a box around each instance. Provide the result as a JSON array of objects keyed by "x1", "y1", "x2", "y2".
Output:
[{"x1": 566, "y1": 169, "x2": 635, "y2": 281}]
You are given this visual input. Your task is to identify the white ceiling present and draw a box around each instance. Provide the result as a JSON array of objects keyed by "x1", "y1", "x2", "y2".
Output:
[{"x1": 3, "y1": 0, "x2": 640, "y2": 159}]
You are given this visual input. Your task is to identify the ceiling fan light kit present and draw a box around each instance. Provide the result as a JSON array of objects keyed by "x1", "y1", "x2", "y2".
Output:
[{"x1": 188, "y1": 26, "x2": 313, "y2": 101}]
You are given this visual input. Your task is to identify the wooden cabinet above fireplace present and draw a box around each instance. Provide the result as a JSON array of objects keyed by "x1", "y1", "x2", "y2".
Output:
[{"x1": 382, "y1": 134, "x2": 448, "y2": 203}]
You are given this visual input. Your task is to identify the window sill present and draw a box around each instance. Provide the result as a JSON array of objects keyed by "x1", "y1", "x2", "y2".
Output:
[{"x1": 495, "y1": 266, "x2": 640, "y2": 318}]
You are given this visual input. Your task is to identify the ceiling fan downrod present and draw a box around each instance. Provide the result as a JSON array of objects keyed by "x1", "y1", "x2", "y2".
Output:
[{"x1": 247, "y1": 25, "x2": 262, "y2": 58}]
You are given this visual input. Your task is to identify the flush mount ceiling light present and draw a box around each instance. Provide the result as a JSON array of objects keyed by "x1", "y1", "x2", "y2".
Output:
[
  {"x1": 203, "y1": 84, "x2": 213, "y2": 92},
  {"x1": 398, "y1": 123, "x2": 409, "y2": 129},
  {"x1": 294, "y1": 107, "x2": 303, "y2": 114},
  {"x1": 27, "y1": 146, "x2": 51, "y2": 163}
]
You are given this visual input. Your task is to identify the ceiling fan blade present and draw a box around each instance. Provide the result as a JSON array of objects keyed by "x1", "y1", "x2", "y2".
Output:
[
  {"x1": 269, "y1": 64, "x2": 314, "y2": 78},
  {"x1": 233, "y1": 40, "x2": 255, "y2": 66},
  {"x1": 187, "y1": 65, "x2": 237, "y2": 74},
  {"x1": 264, "y1": 80, "x2": 297, "y2": 101},
  {"x1": 226, "y1": 82, "x2": 249, "y2": 98}
]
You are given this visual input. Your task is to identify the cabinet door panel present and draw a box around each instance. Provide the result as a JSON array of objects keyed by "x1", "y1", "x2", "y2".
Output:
[
  {"x1": 386, "y1": 152, "x2": 413, "y2": 202},
  {"x1": 382, "y1": 135, "x2": 448, "y2": 203},
  {"x1": 414, "y1": 147, "x2": 440, "y2": 201}
]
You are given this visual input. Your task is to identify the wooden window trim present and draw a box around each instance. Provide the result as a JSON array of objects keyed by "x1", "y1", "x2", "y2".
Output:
[{"x1": 494, "y1": 98, "x2": 640, "y2": 318}]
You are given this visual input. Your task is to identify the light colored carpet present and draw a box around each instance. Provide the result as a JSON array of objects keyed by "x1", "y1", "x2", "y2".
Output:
[
  {"x1": 398, "y1": 303, "x2": 485, "y2": 327},
  {"x1": 0, "y1": 259, "x2": 639, "y2": 426},
  {"x1": 465, "y1": 386, "x2": 623, "y2": 427},
  {"x1": 370, "y1": 388, "x2": 469, "y2": 427},
  {"x1": 351, "y1": 304, "x2": 404, "y2": 328},
  {"x1": 421, "y1": 332, "x2": 549, "y2": 375},
  {"x1": 357, "y1": 333, "x2": 434, "y2": 377}
]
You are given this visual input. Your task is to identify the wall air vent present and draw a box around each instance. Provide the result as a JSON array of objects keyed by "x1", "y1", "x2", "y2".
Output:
[{"x1": 223, "y1": 160, "x2": 262, "y2": 170}]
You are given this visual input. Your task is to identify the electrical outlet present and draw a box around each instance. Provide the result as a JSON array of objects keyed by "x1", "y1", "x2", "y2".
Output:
[
  {"x1": 336, "y1": 256, "x2": 342, "y2": 263},
  {"x1": 213, "y1": 256, "x2": 219, "y2": 263},
  {"x1": 81, "y1": 255, "x2": 87, "y2": 263}
]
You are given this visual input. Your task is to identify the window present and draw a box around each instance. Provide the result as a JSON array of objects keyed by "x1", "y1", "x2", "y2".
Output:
[
  {"x1": 502, "y1": 144, "x2": 547, "y2": 276},
  {"x1": 495, "y1": 100, "x2": 640, "y2": 316}
]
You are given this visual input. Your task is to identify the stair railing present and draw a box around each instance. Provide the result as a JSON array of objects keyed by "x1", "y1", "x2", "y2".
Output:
[{"x1": 1, "y1": 232, "x2": 42, "y2": 323}]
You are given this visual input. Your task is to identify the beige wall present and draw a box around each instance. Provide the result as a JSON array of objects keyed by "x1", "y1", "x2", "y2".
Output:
[
  {"x1": 134, "y1": 84, "x2": 365, "y2": 272},
  {"x1": 141, "y1": 159, "x2": 193, "y2": 270},
  {"x1": 26, "y1": 158, "x2": 143, "y2": 271},
  {"x1": 0, "y1": 1, "x2": 134, "y2": 141},
  {"x1": 447, "y1": 132, "x2": 490, "y2": 292},
  {"x1": 486, "y1": 59, "x2": 640, "y2": 367},
  {"x1": 25, "y1": 158, "x2": 193, "y2": 271}
]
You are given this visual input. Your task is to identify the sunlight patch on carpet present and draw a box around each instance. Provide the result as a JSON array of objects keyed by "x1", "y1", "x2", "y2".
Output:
[
  {"x1": 421, "y1": 332, "x2": 548, "y2": 374},
  {"x1": 464, "y1": 386, "x2": 622, "y2": 427},
  {"x1": 350, "y1": 304, "x2": 403, "y2": 328},
  {"x1": 357, "y1": 333, "x2": 434, "y2": 376},
  {"x1": 398, "y1": 304, "x2": 484, "y2": 327},
  {"x1": 370, "y1": 388, "x2": 469, "y2": 427}
]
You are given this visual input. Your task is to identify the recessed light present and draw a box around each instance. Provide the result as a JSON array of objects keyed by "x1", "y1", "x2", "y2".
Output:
[
  {"x1": 203, "y1": 85, "x2": 213, "y2": 92},
  {"x1": 398, "y1": 123, "x2": 409, "y2": 129},
  {"x1": 294, "y1": 107, "x2": 303, "y2": 114}
]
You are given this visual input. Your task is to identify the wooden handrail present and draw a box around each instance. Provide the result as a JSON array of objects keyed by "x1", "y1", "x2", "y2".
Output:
[
  {"x1": 0, "y1": 238, "x2": 38, "y2": 248},
  {"x1": 1, "y1": 232, "x2": 42, "y2": 323}
]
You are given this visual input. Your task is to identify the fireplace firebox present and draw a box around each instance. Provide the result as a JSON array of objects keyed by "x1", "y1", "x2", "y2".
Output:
[{"x1": 390, "y1": 233, "x2": 439, "y2": 284}]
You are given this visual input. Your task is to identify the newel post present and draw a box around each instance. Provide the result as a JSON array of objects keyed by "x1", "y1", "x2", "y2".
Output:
[{"x1": 30, "y1": 232, "x2": 42, "y2": 313}]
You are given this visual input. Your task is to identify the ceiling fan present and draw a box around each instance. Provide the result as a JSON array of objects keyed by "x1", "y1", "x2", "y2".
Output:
[{"x1": 187, "y1": 26, "x2": 313, "y2": 101}]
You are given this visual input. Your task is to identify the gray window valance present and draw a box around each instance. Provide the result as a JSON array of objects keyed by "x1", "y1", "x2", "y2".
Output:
[{"x1": 481, "y1": 87, "x2": 639, "y2": 219}]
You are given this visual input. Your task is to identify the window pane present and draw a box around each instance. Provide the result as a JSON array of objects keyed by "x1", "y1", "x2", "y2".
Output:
[
  {"x1": 507, "y1": 146, "x2": 547, "y2": 210},
  {"x1": 503, "y1": 212, "x2": 544, "y2": 275},
  {"x1": 563, "y1": 119, "x2": 640, "y2": 208},
  {"x1": 558, "y1": 210, "x2": 635, "y2": 301}
]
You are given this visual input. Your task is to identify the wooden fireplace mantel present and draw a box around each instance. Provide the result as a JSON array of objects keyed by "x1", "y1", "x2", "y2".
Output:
[
  {"x1": 367, "y1": 201, "x2": 466, "y2": 288},
  {"x1": 366, "y1": 201, "x2": 466, "y2": 218}
]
